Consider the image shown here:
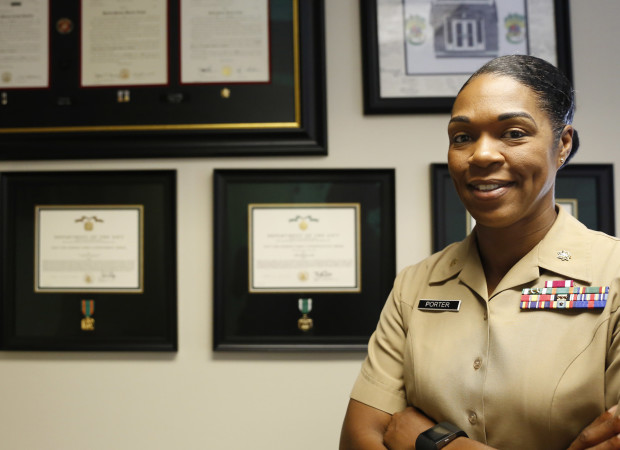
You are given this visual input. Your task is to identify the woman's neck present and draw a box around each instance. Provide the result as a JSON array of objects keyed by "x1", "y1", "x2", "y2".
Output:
[{"x1": 475, "y1": 207, "x2": 558, "y2": 296}]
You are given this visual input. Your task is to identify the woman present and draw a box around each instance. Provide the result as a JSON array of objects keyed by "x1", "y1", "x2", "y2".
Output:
[{"x1": 340, "y1": 55, "x2": 620, "y2": 449}]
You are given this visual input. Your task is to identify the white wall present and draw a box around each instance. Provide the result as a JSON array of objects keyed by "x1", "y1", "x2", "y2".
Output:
[{"x1": 1, "y1": 1, "x2": 618, "y2": 449}]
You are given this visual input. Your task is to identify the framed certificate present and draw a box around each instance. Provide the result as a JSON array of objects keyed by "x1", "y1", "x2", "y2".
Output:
[
  {"x1": 0, "y1": 0, "x2": 49, "y2": 89},
  {"x1": 80, "y1": 0, "x2": 168, "y2": 88},
  {"x1": 361, "y1": 0, "x2": 573, "y2": 114},
  {"x1": 431, "y1": 163, "x2": 615, "y2": 252},
  {"x1": 0, "y1": 171, "x2": 177, "y2": 351},
  {"x1": 34, "y1": 205, "x2": 144, "y2": 293},
  {"x1": 213, "y1": 169, "x2": 396, "y2": 351},
  {"x1": 0, "y1": 0, "x2": 326, "y2": 159},
  {"x1": 249, "y1": 204, "x2": 361, "y2": 293}
]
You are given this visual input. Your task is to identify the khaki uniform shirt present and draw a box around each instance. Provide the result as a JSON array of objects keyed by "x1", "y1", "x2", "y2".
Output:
[{"x1": 351, "y1": 207, "x2": 620, "y2": 449}]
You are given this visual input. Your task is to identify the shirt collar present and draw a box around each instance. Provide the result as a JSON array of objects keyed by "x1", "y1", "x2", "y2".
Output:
[
  {"x1": 536, "y1": 205, "x2": 593, "y2": 283},
  {"x1": 429, "y1": 233, "x2": 476, "y2": 284},
  {"x1": 429, "y1": 206, "x2": 594, "y2": 292}
]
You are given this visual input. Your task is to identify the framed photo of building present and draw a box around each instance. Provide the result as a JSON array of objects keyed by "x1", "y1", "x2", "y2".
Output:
[
  {"x1": 361, "y1": 0, "x2": 573, "y2": 113},
  {"x1": 431, "y1": 163, "x2": 615, "y2": 253},
  {"x1": 0, "y1": 0, "x2": 326, "y2": 159},
  {"x1": 0, "y1": 170, "x2": 177, "y2": 351},
  {"x1": 213, "y1": 169, "x2": 396, "y2": 351}
]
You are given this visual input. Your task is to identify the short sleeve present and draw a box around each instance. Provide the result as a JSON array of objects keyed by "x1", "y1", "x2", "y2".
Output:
[{"x1": 350, "y1": 269, "x2": 410, "y2": 414}]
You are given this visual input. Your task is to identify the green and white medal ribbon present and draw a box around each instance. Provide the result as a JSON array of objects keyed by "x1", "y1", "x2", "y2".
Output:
[
  {"x1": 298, "y1": 298, "x2": 312, "y2": 314},
  {"x1": 297, "y1": 298, "x2": 313, "y2": 331}
]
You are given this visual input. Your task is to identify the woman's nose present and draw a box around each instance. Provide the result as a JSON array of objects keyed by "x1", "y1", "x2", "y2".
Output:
[{"x1": 468, "y1": 135, "x2": 504, "y2": 167}]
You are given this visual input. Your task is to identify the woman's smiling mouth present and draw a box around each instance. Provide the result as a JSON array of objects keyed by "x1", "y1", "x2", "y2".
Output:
[
  {"x1": 475, "y1": 184, "x2": 502, "y2": 191},
  {"x1": 468, "y1": 181, "x2": 515, "y2": 196},
  {"x1": 468, "y1": 181, "x2": 513, "y2": 192}
]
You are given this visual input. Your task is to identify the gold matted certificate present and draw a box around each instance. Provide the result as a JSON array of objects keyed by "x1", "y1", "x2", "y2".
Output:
[
  {"x1": 34, "y1": 206, "x2": 144, "y2": 293},
  {"x1": 81, "y1": 0, "x2": 168, "y2": 87},
  {"x1": 248, "y1": 204, "x2": 361, "y2": 293},
  {"x1": 0, "y1": 0, "x2": 49, "y2": 89},
  {"x1": 180, "y1": 0, "x2": 270, "y2": 84}
]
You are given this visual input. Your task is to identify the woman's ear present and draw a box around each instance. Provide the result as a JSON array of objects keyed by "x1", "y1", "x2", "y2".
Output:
[{"x1": 558, "y1": 125, "x2": 573, "y2": 167}]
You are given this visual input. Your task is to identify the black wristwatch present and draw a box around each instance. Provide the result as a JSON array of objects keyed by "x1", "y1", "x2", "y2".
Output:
[{"x1": 415, "y1": 422, "x2": 468, "y2": 449}]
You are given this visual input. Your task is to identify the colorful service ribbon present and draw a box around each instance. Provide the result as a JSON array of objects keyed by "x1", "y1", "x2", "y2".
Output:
[
  {"x1": 544, "y1": 280, "x2": 574, "y2": 288},
  {"x1": 520, "y1": 283, "x2": 609, "y2": 310}
]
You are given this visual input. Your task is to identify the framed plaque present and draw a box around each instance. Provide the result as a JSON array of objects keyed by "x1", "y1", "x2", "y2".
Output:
[
  {"x1": 0, "y1": 170, "x2": 177, "y2": 351},
  {"x1": 0, "y1": 0, "x2": 326, "y2": 159},
  {"x1": 431, "y1": 163, "x2": 615, "y2": 252},
  {"x1": 213, "y1": 169, "x2": 396, "y2": 351},
  {"x1": 361, "y1": 0, "x2": 573, "y2": 114}
]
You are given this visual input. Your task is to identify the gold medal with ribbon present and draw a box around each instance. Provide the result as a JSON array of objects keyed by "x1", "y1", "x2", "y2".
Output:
[
  {"x1": 297, "y1": 298, "x2": 313, "y2": 331},
  {"x1": 81, "y1": 299, "x2": 95, "y2": 331}
]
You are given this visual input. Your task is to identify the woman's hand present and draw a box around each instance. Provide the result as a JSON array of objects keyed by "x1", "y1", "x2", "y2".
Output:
[
  {"x1": 568, "y1": 405, "x2": 620, "y2": 449},
  {"x1": 383, "y1": 406, "x2": 434, "y2": 450}
]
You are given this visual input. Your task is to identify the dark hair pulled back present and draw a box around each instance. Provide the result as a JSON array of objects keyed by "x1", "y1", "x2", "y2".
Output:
[{"x1": 458, "y1": 54, "x2": 579, "y2": 164}]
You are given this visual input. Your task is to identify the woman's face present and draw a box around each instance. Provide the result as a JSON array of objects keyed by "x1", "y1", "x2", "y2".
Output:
[{"x1": 447, "y1": 74, "x2": 571, "y2": 230}]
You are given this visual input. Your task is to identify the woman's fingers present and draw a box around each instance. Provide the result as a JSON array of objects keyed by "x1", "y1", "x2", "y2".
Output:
[{"x1": 569, "y1": 406, "x2": 620, "y2": 450}]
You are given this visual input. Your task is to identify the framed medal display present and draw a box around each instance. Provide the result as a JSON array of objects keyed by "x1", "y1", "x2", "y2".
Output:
[
  {"x1": 0, "y1": 0, "x2": 326, "y2": 159},
  {"x1": 0, "y1": 170, "x2": 177, "y2": 351},
  {"x1": 431, "y1": 163, "x2": 615, "y2": 253},
  {"x1": 213, "y1": 169, "x2": 396, "y2": 351}
]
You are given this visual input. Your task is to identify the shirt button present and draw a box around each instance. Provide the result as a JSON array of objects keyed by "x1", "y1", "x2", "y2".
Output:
[
  {"x1": 473, "y1": 358, "x2": 482, "y2": 370},
  {"x1": 468, "y1": 412, "x2": 478, "y2": 425},
  {"x1": 483, "y1": 311, "x2": 488, "y2": 321}
]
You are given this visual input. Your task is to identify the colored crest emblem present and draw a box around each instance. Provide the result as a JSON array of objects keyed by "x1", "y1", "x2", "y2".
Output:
[
  {"x1": 504, "y1": 13, "x2": 526, "y2": 44},
  {"x1": 56, "y1": 18, "x2": 74, "y2": 35},
  {"x1": 405, "y1": 15, "x2": 426, "y2": 45}
]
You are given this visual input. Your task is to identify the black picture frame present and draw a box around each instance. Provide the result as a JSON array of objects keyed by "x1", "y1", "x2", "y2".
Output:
[
  {"x1": 431, "y1": 163, "x2": 615, "y2": 253},
  {"x1": 0, "y1": 0, "x2": 326, "y2": 159},
  {"x1": 0, "y1": 170, "x2": 177, "y2": 351},
  {"x1": 360, "y1": 0, "x2": 573, "y2": 114},
  {"x1": 213, "y1": 169, "x2": 396, "y2": 351}
]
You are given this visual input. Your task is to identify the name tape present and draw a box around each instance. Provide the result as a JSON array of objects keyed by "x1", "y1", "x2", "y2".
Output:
[{"x1": 418, "y1": 300, "x2": 461, "y2": 312}]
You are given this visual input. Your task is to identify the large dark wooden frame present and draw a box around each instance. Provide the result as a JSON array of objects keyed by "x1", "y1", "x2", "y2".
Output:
[
  {"x1": 213, "y1": 169, "x2": 396, "y2": 351},
  {"x1": 360, "y1": 0, "x2": 573, "y2": 114},
  {"x1": 431, "y1": 163, "x2": 615, "y2": 253},
  {"x1": 0, "y1": 0, "x2": 326, "y2": 159},
  {"x1": 0, "y1": 170, "x2": 178, "y2": 351}
]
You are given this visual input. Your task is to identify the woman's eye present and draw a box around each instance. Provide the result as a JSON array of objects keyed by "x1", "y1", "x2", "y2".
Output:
[
  {"x1": 504, "y1": 129, "x2": 526, "y2": 139},
  {"x1": 452, "y1": 134, "x2": 470, "y2": 144}
]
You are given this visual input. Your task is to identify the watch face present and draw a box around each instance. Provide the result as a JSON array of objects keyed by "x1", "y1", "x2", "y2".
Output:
[
  {"x1": 418, "y1": 422, "x2": 466, "y2": 450},
  {"x1": 423, "y1": 424, "x2": 453, "y2": 441}
]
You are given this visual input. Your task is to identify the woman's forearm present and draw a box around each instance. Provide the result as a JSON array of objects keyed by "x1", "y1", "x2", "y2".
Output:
[{"x1": 340, "y1": 399, "x2": 391, "y2": 450}]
